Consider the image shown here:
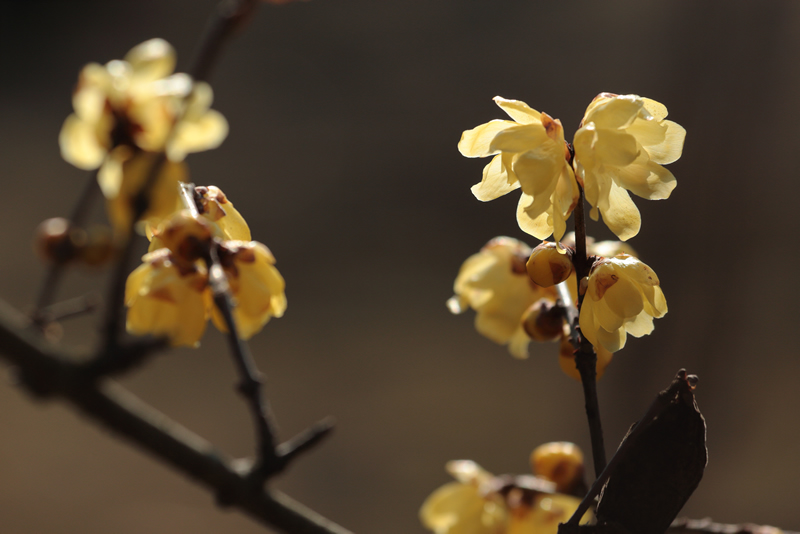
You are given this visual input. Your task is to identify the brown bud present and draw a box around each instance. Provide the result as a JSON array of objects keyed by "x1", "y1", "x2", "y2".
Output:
[
  {"x1": 521, "y1": 299, "x2": 564, "y2": 342},
  {"x1": 526, "y1": 242, "x2": 574, "y2": 287},
  {"x1": 35, "y1": 218, "x2": 84, "y2": 264}
]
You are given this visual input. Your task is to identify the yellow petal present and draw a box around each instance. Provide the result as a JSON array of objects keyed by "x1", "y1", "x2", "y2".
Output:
[
  {"x1": 641, "y1": 97, "x2": 668, "y2": 121},
  {"x1": 507, "y1": 327, "x2": 531, "y2": 359},
  {"x1": 610, "y1": 152, "x2": 677, "y2": 201},
  {"x1": 590, "y1": 129, "x2": 639, "y2": 167},
  {"x1": 168, "y1": 109, "x2": 229, "y2": 161},
  {"x1": 623, "y1": 311, "x2": 655, "y2": 338},
  {"x1": 59, "y1": 114, "x2": 107, "y2": 170},
  {"x1": 586, "y1": 95, "x2": 642, "y2": 130},
  {"x1": 603, "y1": 276, "x2": 644, "y2": 320},
  {"x1": 599, "y1": 182, "x2": 641, "y2": 241},
  {"x1": 516, "y1": 193, "x2": 554, "y2": 240},
  {"x1": 124, "y1": 38, "x2": 176, "y2": 82},
  {"x1": 471, "y1": 153, "x2": 520, "y2": 201},
  {"x1": 489, "y1": 124, "x2": 549, "y2": 154},
  {"x1": 458, "y1": 120, "x2": 517, "y2": 158},
  {"x1": 493, "y1": 96, "x2": 541, "y2": 125},
  {"x1": 643, "y1": 120, "x2": 685, "y2": 165}
]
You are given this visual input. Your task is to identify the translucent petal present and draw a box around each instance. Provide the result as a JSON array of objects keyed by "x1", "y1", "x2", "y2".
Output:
[
  {"x1": 493, "y1": 96, "x2": 541, "y2": 125},
  {"x1": 592, "y1": 129, "x2": 639, "y2": 167},
  {"x1": 586, "y1": 96, "x2": 642, "y2": 130},
  {"x1": 471, "y1": 154, "x2": 520, "y2": 201},
  {"x1": 599, "y1": 182, "x2": 641, "y2": 241},
  {"x1": 124, "y1": 38, "x2": 176, "y2": 82},
  {"x1": 459, "y1": 120, "x2": 517, "y2": 158},
  {"x1": 625, "y1": 116, "x2": 667, "y2": 148},
  {"x1": 59, "y1": 115, "x2": 106, "y2": 170},
  {"x1": 609, "y1": 152, "x2": 677, "y2": 201},
  {"x1": 603, "y1": 276, "x2": 644, "y2": 319},
  {"x1": 475, "y1": 309, "x2": 519, "y2": 344},
  {"x1": 624, "y1": 311, "x2": 654, "y2": 338},
  {"x1": 641, "y1": 98, "x2": 668, "y2": 120},
  {"x1": 168, "y1": 109, "x2": 229, "y2": 161},
  {"x1": 596, "y1": 322, "x2": 626, "y2": 353},
  {"x1": 578, "y1": 300, "x2": 599, "y2": 348},
  {"x1": 489, "y1": 124, "x2": 549, "y2": 154},
  {"x1": 643, "y1": 120, "x2": 686, "y2": 165},
  {"x1": 507, "y1": 327, "x2": 531, "y2": 359},
  {"x1": 592, "y1": 295, "x2": 626, "y2": 333},
  {"x1": 517, "y1": 193, "x2": 554, "y2": 240},
  {"x1": 512, "y1": 148, "x2": 561, "y2": 199}
]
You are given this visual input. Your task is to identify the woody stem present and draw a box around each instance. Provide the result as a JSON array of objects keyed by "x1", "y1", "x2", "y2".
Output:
[{"x1": 571, "y1": 184, "x2": 607, "y2": 478}]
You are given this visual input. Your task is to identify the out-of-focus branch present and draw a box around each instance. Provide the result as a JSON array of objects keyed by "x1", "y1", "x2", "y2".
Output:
[
  {"x1": 669, "y1": 517, "x2": 797, "y2": 534},
  {"x1": 0, "y1": 298, "x2": 351, "y2": 534}
]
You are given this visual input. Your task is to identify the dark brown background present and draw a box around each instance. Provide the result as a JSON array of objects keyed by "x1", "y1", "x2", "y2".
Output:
[{"x1": 2, "y1": 1, "x2": 799, "y2": 533}]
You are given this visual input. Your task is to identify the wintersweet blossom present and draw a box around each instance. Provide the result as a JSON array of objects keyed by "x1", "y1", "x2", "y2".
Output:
[
  {"x1": 125, "y1": 209, "x2": 285, "y2": 345},
  {"x1": 60, "y1": 39, "x2": 228, "y2": 235},
  {"x1": 125, "y1": 248, "x2": 209, "y2": 347},
  {"x1": 573, "y1": 93, "x2": 685, "y2": 241},
  {"x1": 210, "y1": 241, "x2": 287, "y2": 339},
  {"x1": 420, "y1": 446, "x2": 590, "y2": 534},
  {"x1": 447, "y1": 237, "x2": 557, "y2": 359},
  {"x1": 458, "y1": 98, "x2": 579, "y2": 243},
  {"x1": 579, "y1": 254, "x2": 667, "y2": 353},
  {"x1": 60, "y1": 38, "x2": 228, "y2": 171}
]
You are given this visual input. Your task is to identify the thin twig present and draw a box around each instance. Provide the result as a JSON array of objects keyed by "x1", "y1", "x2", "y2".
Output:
[
  {"x1": 32, "y1": 171, "x2": 101, "y2": 320},
  {"x1": 669, "y1": 517, "x2": 797, "y2": 534},
  {"x1": 564, "y1": 370, "x2": 693, "y2": 528},
  {"x1": 189, "y1": 0, "x2": 259, "y2": 82},
  {"x1": 568, "y1": 183, "x2": 606, "y2": 478},
  {"x1": 0, "y1": 299, "x2": 351, "y2": 534}
]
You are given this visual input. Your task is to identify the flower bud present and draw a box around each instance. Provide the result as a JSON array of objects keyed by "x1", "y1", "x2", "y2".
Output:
[
  {"x1": 521, "y1": 299, "x2": 564, "y2": 342},
  {"x1": 35, "y1": 218, "x2": 84, "y2": 264},
  {"x1": 526, "y1": 242, "x2": 574, "y2": 287},
  {"x1": 530, "y1": 442, "x2": 585, "y2": 495}
]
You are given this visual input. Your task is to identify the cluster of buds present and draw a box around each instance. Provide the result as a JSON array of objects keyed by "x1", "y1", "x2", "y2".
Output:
[
  {"x1": 420, "y1": 442, "x2": 591, "y2": 534},
  {"x1": 125, "y1": 186, "x2": 285, "y2": 347}
]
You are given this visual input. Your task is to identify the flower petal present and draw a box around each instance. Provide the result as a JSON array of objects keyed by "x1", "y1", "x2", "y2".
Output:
[
  {"x1": 459, "y1": 120, "x2": 517, "y2": 158},
  {"x1": 599, "y1": 182, "x2": 641, "y2": 241},
  {"x1": 586, "y1": 95, "x2": 642, "y2": 130},
  {"x1": 59, "y1": 114, "x2": 106, "y2": 170},
  {"x1": 623, "y1": 311, "x2": 655, "y2": 338},
  {"x1": 643, "y1": 120, "x2": 686, "y2": 165},
  {"x1": 493, "y1": 96, "x2": 541, "y2": 125},
  {"x1": 489, "y1": 124, "x2": 550, "y2": 154},
  {"x1": 603, "y1": 276, "x2": 644, "y2": 319},
  {"x1": 471, "y1": 154, "x2": 520, "y2": 201},
  {"x1": 168, "y1": 109, "x2": 229, "y2": 161},
  {"x1": 517, "y1": 193, "x2": 554, "y2": 240},
  {"x1": 125, "y1": 38, "x2": 176, "y2": 82}
]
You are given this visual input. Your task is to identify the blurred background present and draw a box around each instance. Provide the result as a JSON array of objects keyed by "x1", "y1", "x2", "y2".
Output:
[{"x1": 2, "y1": 0, "x2": 799, "y2": 532}]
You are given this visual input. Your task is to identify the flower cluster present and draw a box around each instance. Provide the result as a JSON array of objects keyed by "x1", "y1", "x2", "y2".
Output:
[
  {"x1": 60, "y1": 39, "x2": 228, "y2": 236},
  {"x1": 420, "y1": 442, "x2": 591, "y2": 534},
  {"x1": 125, "y1": 186, "x2": 285, "y2": 347},
  {"x1": 459, "y1": 94, "x2": 684, "y2": 242},
  {"x1": 447, "y1": 236, "x2": 624, "y2": 380}
]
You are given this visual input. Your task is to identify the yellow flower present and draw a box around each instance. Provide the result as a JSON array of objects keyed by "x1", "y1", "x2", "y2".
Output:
[
  {"x1": 60, "y1": 38, "x2": 228, "y2": 171},
  {"x1": 60, "y1": 39, "x2": 228, "y2": 236},
  {"x1": 458, "y1": 97, "x2": 579, "y2": 243},
  {"x1": 447, "y1": 237, "x2": 557, "y2": 359},
  {"x1": 573, "y1": 93, "x2": 685, "y2": 241},
  {"x1": 420, "y1": 461, "x2": 507, "y2": 534},
  {"x1": 210, "y1": 241, "x2": 287, "y2": 340},
  {"x1": 125, "y1": 248, "x2": 209, "y2": 347},
  {"x1": 421, "y1": 449, "x2": 590, "y2": 534},
  {"x1": 579, "y1": 254, "x2": 667, "y2": 353},
  {"x1": 194, "y1": 185, "x2": 251, "y2": 241}
]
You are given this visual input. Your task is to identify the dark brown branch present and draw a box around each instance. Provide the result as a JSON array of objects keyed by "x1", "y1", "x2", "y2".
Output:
[
  {"x1": 0, "y1": 299, "x2": 351, "y2": 534},
  {"x1": 566, "y1": 183, "x2": 606, "y2": 478},
  {"x1": 669, "y1": 517, "x2": 797, "y2": 534}
]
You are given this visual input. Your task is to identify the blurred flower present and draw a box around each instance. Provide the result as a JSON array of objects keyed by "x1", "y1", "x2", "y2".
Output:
[
  {"x1": 60, "y1": 38, "x2": 227, "y2": 170},
  {"x1": 421, "y1": 446, "x2": 590, "y2": 534},
  {"x1": 194, "y1": 185, "x2": 251, "y2": 241},
  {"x1": 60, "y1": 39, "x2": 228, "y2": 235},
  {"x1": 573, "y1": 93, "x2": 685, "y2": 241},
  {"x1": 210, "y1": 241, "x2": 287, "y2": 339},
  {"x1": 579, "y1": 254, "x2": 667, "y2": 353},
  {"x1": 458, "y1": 97, "x2": 579, "y2": 243},
  {"x1": 447, "y1": 237, "x2": 557, "y2": 359},
  {"x1": 125, "y1": 248, "x2": 209, "y2": 347}
]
